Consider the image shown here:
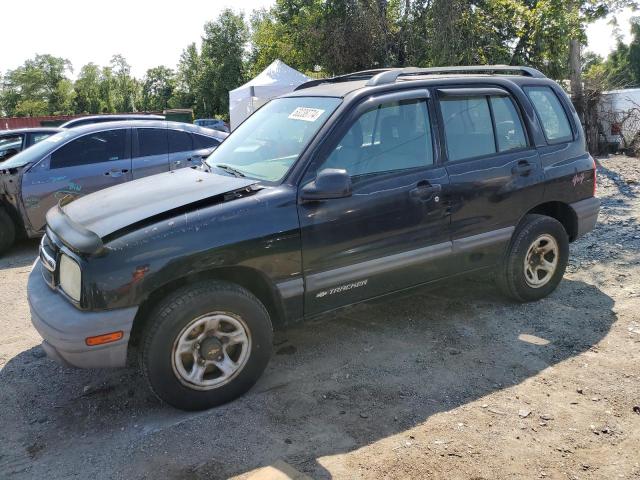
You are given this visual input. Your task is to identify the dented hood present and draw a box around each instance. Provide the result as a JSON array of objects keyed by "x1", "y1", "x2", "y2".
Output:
[{"x1": 47, "y1": 168, "x2": 256, "y2": 253}]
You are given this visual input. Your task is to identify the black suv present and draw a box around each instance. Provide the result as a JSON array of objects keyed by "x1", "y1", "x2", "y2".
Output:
[{"x1": 28, "y1": 66, "x2": 599, "y2": 410}]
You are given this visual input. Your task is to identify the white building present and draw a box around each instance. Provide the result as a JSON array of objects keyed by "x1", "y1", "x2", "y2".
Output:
[{"x1": 598, "y1": 88, "x2": 640, "y2": 151}]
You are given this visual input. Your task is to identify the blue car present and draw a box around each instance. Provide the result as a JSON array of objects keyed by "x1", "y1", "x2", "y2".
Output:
[
  {"x1": 0, "y1": 127, "x2": 62, "y2": 163},
  {"x1": 0, "y1": 120, "x2": 227, "y2": 253}
]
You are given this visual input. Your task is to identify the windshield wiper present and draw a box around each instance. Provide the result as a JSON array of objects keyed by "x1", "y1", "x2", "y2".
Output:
[{"x1": 214, "y1": 164, "x2": 246, "y2": 178}]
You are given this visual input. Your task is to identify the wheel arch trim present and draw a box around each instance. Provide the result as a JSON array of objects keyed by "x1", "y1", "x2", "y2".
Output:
[{"x1": 129, "y1": 265, "x2": 290, "y2": 350}]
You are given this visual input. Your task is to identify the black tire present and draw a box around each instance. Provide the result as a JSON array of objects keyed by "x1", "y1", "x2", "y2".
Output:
[
  {"x1": 497, "y1": 214, "x2": 569, "y2": 302},
  {"x1": 0, "y1": 207, "x2": 16, "y2": 255},
  {"x1": 139, "y1": 280, "x2": 273, "y2": 411}
]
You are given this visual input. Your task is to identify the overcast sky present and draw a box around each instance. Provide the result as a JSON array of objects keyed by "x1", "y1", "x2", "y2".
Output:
[{"x1": 0, "y1": 0, "x2": 635, "y2": 78}]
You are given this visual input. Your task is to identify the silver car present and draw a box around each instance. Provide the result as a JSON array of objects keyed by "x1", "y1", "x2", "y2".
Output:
[{"x1": 0, "y1": 120, "x2": 227, "y2": 253}]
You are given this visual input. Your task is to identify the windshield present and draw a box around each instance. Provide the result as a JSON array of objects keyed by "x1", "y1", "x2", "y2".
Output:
[
  {"x1": 206, "y1": 96, "x2": 341, "y2": 182},
  {"x1": 0, "y1": 130, "x2": 74, "y2": 169}
]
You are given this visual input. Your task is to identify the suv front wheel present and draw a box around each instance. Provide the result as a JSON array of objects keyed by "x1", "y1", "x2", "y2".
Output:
[
  {"x1": 497, "y1": 214, "x2": 569, "y2": 302},
  {"x1": 139, "y1": 280, "x2": 273, "y2": 411}
]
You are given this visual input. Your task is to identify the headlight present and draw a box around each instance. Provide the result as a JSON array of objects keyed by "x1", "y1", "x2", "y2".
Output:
[{"x1": 59, "y1": 254, "x2": 81, "y2": 302}]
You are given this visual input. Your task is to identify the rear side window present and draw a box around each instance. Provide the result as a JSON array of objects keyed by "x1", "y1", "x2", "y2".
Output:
[
  {"x1": 168, "y1": 130, "x2": 193, "y2": 153},
  {"x1": 50, "y1": 129, "x2": 126, "y2": 169},
  {"x1": 440, "y1": 94, "x2": 529, "y2": 162},
  {"x1": 30, "y1": 132, "x2": 53, "y2": 145},
  {"x1": 440, "y1": 97, "x2": 495, "y2": 162},
  {"x1": 138, "y1": 128, "x2": 167, "y2": 157},
  {"x1": 0, "y1": 135, "x2": 23, "y2": 161},
  {"x1": 193, "y1": 134, "x2": 220, "y2": 149},
  {"x1": 524, "y1": 86, "x2": 573, "y2": 143},
  {"x1": 490, "y1": 96, "x2": 528, "y2": 152}
]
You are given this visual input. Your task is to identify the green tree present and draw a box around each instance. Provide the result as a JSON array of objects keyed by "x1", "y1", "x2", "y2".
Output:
[
  {"x1": 319, "y1": 0, "x2": 393, "y2": 73},
  {"x1": 200, "y1": 9, "x2": 249, "y2": 118},
  {"x1": 175, "y1": 43, "x2": 204, "y2": 115},
  {"x1": 583, "y1": 16, "x2": 640, "y2": 90},
  {"x1": 249, "y1": 7, "x2": 304, "y2": 76},
  {"x1": 628, "y1": 18, "x2": 640, "y2": 84},
  {"x1": 141, "y1": 66, "x2": 176, "y2": 111},
  {"x1": 99, "y1": 66, "x2": 117, "y2": 113},
  {"x1": 0, "y1": 54, "x2": 74, "y2": 116},
  {"x1": 109, "y1": 54, "x2": 140, "y2": 112},
  {"x1": 74, "y1": 63, "x2": 104, "y2": 113}
]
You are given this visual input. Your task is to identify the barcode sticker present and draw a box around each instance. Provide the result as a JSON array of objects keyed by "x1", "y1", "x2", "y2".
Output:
[{"x1": 288, "y1": 107, "x2": 325, "y2": 122}]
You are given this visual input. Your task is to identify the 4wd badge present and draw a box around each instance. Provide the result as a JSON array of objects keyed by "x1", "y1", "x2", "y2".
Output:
[{"x1": 315, "y1": 279, "x2": 368, "y2": 298}]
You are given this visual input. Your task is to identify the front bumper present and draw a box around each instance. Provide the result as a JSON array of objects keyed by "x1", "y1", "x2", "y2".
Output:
[
  {"x1": 570, "y1": 197, "x2": 601, "y2": 239},
  {"x1": 28, "y1": 261, "x2": 138, "y2": 368}
]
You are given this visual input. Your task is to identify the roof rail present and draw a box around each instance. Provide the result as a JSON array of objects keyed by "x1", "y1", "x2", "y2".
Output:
[
  {"x1": 366, "y1": 65, "x2": 546, "y2": 86},
  {"x1": 294, "y1": 68, "x2": 394, "y2": 91},
  {"x1": 294, "y1": 65, "x2": 545, "y2": 91}
]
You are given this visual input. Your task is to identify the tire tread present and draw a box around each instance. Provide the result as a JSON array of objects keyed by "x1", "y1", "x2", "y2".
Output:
[
  {"x1": 497, "y1": 214, "x2": 568, "y2": 302},
  {"x1": 138, "y1": 280, "x2": 271, "y2": 410}
]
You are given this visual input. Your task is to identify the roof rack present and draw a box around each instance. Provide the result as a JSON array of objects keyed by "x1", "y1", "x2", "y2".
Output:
[
  {"x1": 294, "y1": 69, "x2": 392, "y2": 91},
  {"x1": 294, "y1": 65, "x2": 546, "y2": 91},
  {"x1": 366, "y1": 65, "x2": 546, "y2": 86}
]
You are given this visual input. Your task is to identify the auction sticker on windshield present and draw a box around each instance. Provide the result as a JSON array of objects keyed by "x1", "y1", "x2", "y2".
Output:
[{"x1": 288, "y1": 107, "x2": 325, "y2": 122}]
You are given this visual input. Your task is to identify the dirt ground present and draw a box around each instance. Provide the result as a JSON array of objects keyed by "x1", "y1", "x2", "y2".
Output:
[{"x1": 0, "y1": 155, "x2": 639, "y2": 480}]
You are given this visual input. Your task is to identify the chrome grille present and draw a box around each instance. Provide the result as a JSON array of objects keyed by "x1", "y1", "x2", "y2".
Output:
[{"x1": 39, "y1": 234, "x2": 57, "y2": 288}]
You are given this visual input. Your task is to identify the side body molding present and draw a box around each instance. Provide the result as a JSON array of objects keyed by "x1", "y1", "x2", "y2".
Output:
[
  {"x1": 306, "y1": 241, "x2": 452, "y2": 293},
  {"x1": 284, "y1": 226, "x2": 516, "y2": 316}
]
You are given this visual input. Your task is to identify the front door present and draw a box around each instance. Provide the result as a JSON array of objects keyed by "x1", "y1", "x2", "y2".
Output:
[
  {"x1": 21, "y1": 128, "x2": 132, "y2": 233},
  {"x1": 298, "y1": 90, "x2": 451, "y2": 315}
]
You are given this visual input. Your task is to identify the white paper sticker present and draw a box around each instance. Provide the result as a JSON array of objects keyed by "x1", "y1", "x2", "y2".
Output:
[{"x1": 288, "y1": 107, "x2": 325, "y2": 122}]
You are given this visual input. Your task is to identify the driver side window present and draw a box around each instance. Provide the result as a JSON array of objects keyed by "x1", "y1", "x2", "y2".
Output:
[{"x1": 320, "y1": 98, "x2": 434, "y2": 177}]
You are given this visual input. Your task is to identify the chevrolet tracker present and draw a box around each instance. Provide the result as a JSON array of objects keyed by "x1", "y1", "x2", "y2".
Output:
[{"x1": 28, "y1": 66, "x2": 600, "y2": 410}]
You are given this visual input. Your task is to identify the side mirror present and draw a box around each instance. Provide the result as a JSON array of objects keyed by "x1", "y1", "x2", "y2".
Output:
[{"x1": 301, "y1": 168, "x2": 352, "y2": 202}]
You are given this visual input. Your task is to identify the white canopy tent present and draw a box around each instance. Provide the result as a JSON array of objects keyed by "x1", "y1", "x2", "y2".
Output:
[{"x1": 229, "y1": 59, "x2": 311, "y2": 130}]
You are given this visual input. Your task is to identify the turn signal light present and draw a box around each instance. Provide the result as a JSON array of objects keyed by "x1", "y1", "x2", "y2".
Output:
[{"x1": 85, "y1": 331, "x2": 123, "y2": 346}]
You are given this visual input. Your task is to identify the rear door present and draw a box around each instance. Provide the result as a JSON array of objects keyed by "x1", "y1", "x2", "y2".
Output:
[
  {"x1": 132, "y1": 126, "x2": 169, "y2": 179},
  {"x1": 21, "y1": 128, "x2": 132, "y2": 233},
  {"x1": 168, "y1": 129, "x2": 194, "y2": 170},
  {"x1": 436, "y1": 87, "x2": 543, "y2": 270},
  {"x1": 191, "y1": 133, "x2": 222, "y2": 166},
  {"x1": 298, "y1": 90, "x2": 451, "y2": 315}
]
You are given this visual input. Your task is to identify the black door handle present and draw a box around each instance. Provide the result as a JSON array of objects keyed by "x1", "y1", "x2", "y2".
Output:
[
  {"x1": 512, "y1": 160, "x2": 533, "y2": 176},
  {"x1": 104, "y1": 168, "x2": 129, "y2": 177},
  {"x1": 410, "y1": 183, "x2": 442, "y2": 201}
]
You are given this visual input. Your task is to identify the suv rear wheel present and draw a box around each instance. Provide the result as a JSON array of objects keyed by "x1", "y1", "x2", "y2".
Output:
[
  {"x1": 0, "y1": 207, "x2": 16, "y2": 255},
  {"x1": 139, "y1": 280, "x2": 273, "y2": 410},
  {"x1": 497, "y1": 214, "x2": 569, "y2": 302}
]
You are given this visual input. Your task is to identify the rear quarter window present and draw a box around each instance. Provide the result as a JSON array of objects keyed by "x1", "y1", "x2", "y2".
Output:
[
  {"x1": 193, "y1": 134, "x2": 220, "y2": 150},
  {"x1": 168, "y1": 130, "x2": 193, "y2": 153},
  {"x1": 524, "y1": 86, "x2": 573, "y2": 143}
]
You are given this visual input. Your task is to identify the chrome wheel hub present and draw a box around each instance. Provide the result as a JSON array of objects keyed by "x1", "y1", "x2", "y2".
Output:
[
  {"x1": 172, "y1": 313, "x2": 251, "y2": 390},
  {"x1": 524, "y1": 234, "x2": 559, "y2": 288}
]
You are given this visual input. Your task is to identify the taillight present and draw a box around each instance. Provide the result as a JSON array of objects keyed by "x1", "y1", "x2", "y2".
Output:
[{"x1": 592, "y1": 157, "x2": 597, "y2": 197}]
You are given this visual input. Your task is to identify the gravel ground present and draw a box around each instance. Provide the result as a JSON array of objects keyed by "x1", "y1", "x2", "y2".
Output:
[{"x1": 0, "y1": 155, "x2": 639, "y2": 480}]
